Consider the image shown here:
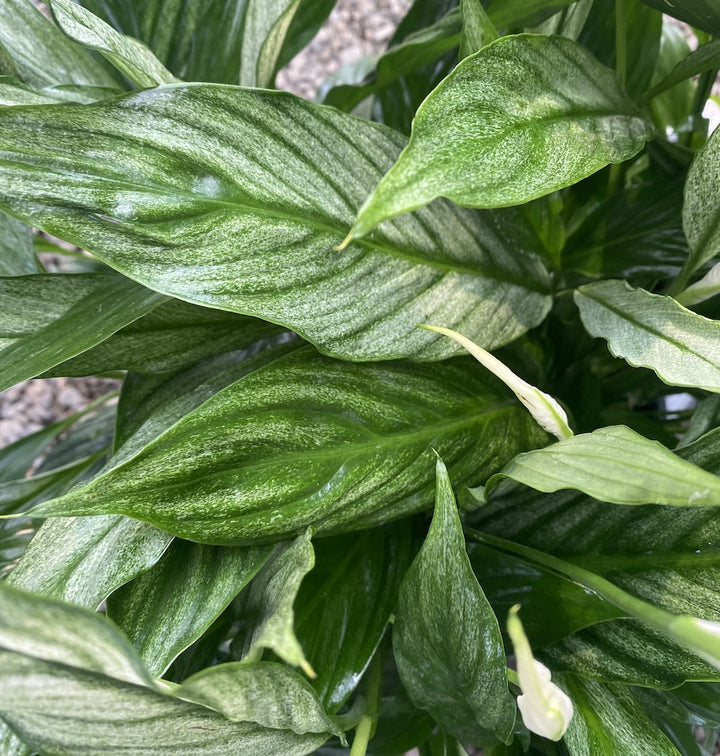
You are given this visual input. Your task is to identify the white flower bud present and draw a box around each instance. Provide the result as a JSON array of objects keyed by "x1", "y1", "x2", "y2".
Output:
[{"x1": 508, "y1": 605, "x2": 573, "y2": 741}]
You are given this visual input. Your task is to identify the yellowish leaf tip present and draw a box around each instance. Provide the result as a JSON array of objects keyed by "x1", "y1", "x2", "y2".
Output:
[
  {"x1": 300, "y1": 659, "x2": 317, "y2": 679},
  {"x1": 335, "y1": 229, "x2": 354, "y2": 251}
]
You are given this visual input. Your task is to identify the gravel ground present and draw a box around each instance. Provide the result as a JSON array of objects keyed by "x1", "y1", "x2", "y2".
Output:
[{"x1": 0, "y1": 0, "x2": 411, "y2": 449}]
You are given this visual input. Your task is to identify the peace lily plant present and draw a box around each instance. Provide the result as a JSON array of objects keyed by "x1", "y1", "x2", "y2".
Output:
[{"x1": 2, "y1": 0, "x2": 720, "y2": 753}]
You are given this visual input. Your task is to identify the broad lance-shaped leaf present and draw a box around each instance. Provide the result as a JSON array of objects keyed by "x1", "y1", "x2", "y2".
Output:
[
  {"x1": 241, "y1": 529, "x2": 315, "y2": 676},
  {"x1": 0, "y1": 85, "x2": 551, "y2": 361},
  {"x1": 0, "y1": 584, "x2": 337, "y2": 754},
  {"x1": 642, "y1": 38, "x2": 720, "y2": 101},
  {"x1": 574, "y1": 279, "x2": 720, "y2": 393},
  {"x1": 26, "y1": 347, "x2": 547, "y2": 543},
  {"x1": 393, "y1": 458, "x2": 516, "y2": 744},
  {"x1": 0, "y1": 0, "x2": 120, "y2": 90},
  {"x1": 0, "y1": 273, "x2": 166, "y2": 392},
  {"x1": 559, "y1": 676, "x2": 679, "y2": 755},
  {"x1": 107, "y1": 540, "x2": 272, "y2": 676},
  {"x1": 679, "y1": 124, "x2": 720, "y2": 285},
  {"x1": 49, "y1": 0, "x2": 178, "y2": 88},
  {"x1": 474, "y1": 425, "x2": 720, "y2": 506},
  {"x1": 344, "y1": 34, "x2": 652, "y2": 241}
]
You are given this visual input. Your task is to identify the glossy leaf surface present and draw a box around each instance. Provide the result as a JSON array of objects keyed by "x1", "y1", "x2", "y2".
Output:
[
  {"x1": 107, "y1": 540, "x2": 271, "y2": 676},
  {"x1": 31, "y1": 348, "x2": 546, "y2": 543},
  {"x1": 0, "y1": 85, "x2": 551, "y2": 361},
  {"x1": 50, "y1": 0, "x2": 178, "y2": 88},
  {"x1": 0, "y1": 0, "x2": 119, "y2": 88},
  {"x1": 393, "y1": 459, "x2": 516, "y2": 744},
  {"x1": 0, "y1": 273, "x2": 165, "y2": 392},
  {"x1": 560, "y1": 676, "x2": 679, "y2": 755},
  {"x1": 347, "y1": 34, "x2": 652, "y2": 240},
  {"x1": 575, "y1": 280, "x2": 720, "y2": 393},
  {"x1": 479, "y1": 425, "x2": 720, "y2": 506},
  {"x1": 295, "y1": 520, "x2": 416, "y2": 711}
]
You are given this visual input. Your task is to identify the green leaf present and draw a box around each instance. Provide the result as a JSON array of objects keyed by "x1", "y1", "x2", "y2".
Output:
[
  {"x1": 179, "y1": 661, "x2": 343, "y2": 739},
  {"x1": 560, "y1": 676, "x2": 680, "y2": 755},
  {"x1": 459, "y1": 0, "x2": 497, "y2": 57},
  {"x1": 0, "y1": 75, "x2": 118, "y2": 105},
  {"x1": 393, "y1": 458, "x2": 516, "y2": 744},
  {"x1": 0, "y1": 86, "x2": 551, "y2": 361},
  {"x1": 242, "y1": 529, "x2": 315, "y2": 675},
  {"x1": 681, "y1": 124, "x2": 720, "y2": 282},
  {"x1": 0, "y1": 581, "x2": 151, "y2": 685},
  {"x1": 0, "y1": 0, "x2": 119, "y2": 89},
  {"x1": 275, "y1": 0, "x2": 338, "y2": 71},
  {"x1": 8, "y1": 515, "x2": 173, "y2": 608},
  {"x1": 0, "y1": 212, "x2": 40, "y2": 275},
  {"x1": 295, "y1": 520, "x2": 416, "y2": 711},
  {"x1": 486, "y1": 0, "x2": 579, "y2": 29},
  {"x1": 574, "y1": 280, "x2": 720, "y2": 393},
  {"x1": 107, "y1": 540, "x2": 271, "y2": 676},
  {"x1": 0, "y1": 584, "x2": 333, "y2": 755},
  {"x1": 470, "y1": 430, "x2": 720, "y2": 686},
  {"x1": 642, "y1": 39, "x2": 720, "y2": 101},
  {"x1": 47, "y1": 299, "x2": 285, "y2": 377},
  {"x1": 478, "y1": 425, "x2": 720, "y2": 506},
  {"x1": 49, "y1": 0, "x2": 178, "y2": 88},
  {"x1": 345, "y1": 34, "x2": 652, "y2": 241},
  {"x1": 0, "y1": 273, "x2": 165, "y2": 392},
  {"x1": 322, "y1": 9, "x2": 461, "y2": 113},
  {"x1": 29, "y1": 348, "x2": 547, "y2": 543},
  {"x1": 638, "y1": 0, "x2": 720, "y2": 36},
  {"x1": 469, "y1": 544, "x2": 623, "y2": 648}
]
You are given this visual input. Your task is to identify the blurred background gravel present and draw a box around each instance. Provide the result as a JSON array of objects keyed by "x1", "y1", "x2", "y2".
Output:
[{"x1": 0, "y1": 0, "x2": 411, "y2": 448}]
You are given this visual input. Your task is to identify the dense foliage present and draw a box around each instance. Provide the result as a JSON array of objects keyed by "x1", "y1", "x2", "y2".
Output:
[{"x1": 2, "y1": 0, "x2": 720, "y2": 753}]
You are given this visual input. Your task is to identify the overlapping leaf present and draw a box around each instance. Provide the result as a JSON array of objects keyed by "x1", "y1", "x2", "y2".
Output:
[
  {"x1": 393, "y1": 459, "x2": 516, "y2": 744},
  {"x1": 294, "y1": 520, "x2": 416, "y2": 711},
  {"x1": 0, "y1": 273, "x2": 165, "y2": 392},
  {"x1": 0, "y1": 0, "x2": 120, "y2": 89},
  {"x1": 107, "y1": 540, "x2": 271, "y2": 676},
  {"x1": 346, "y1": 34, "x2": 652, "y2": 240},
  {"x1": 575, "y1": 280, "x2": 720, "y2": 393},
  {"x1": 476, "y1": 425, "x2": 720, "y2": 506},
  {"x1": 560, "y1": 676, "x2": 679, "y2": 755},
  {"x1": 0, "y1": 85, "x2": 551, "y2": 361},
  {"x1": 0, "y1": 583, "x2": 337, "y2": 755},
  {"x1": 639, "y1": 0, "x2": 720, "y2": 36},
  {"x1": 0, "y1": 212, "x2": 39, "y2": 275},
  {"x1": 29, "y1": 348, "x2": 547, "y2": 543},
  {"x1": 470, "y1": 429, "x2": 720, "y2": 687},
  {"x1": 49, "y1": 0, "x2": 178, "y2": 88}
]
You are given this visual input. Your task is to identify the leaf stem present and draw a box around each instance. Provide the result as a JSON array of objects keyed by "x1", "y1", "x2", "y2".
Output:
[{"x1": 349, "y1": 645, "x2": 384, "y2": 756}]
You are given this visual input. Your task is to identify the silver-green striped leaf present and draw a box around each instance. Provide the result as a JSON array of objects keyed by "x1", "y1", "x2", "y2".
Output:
[
  {"x1": 29, "y1": 348, "x2": 547, "y2": 543},
  {"x1": 0, "y1": 273, "x2": 166, "y2": 392},
  {"x1": 0, "y1": 85, "x2": 551, "y2": 361},
  {"x1": 49, "y1": 0, "x2": 178, "y2": 88},
  {"x1": 479, "y1": 425, "x2": 720, "y2": 506},
  {"x1": 393, "y1": 458, "x2": 516, "y2": 743},
  {"x1": 0, "y1": 212, "x2": 40, "y2": 275},
  {"x1": 574, "y1": 280, "x2": 720, "y2": 393},
  {"x1": 0, "y1": 0, "x2": 119, "y2": 89},
  {"x1": 107, "y1": 540, "x2": 272, "y2": 676},
  {"x1": 681, "y1": 124, "x2": 720, "y2": 280},
  {"x1": 560, "y1": 676, "x2": 679, "y2": 755},
  {"x1": 346, "y1": 34, "x2": 652, "y2": 240}
]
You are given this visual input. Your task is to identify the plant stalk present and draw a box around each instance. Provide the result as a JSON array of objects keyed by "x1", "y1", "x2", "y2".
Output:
[{"x1": 348, "y1": 644, "x2": 384, "y2": 756}]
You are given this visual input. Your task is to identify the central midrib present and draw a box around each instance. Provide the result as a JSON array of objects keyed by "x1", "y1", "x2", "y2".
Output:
[{"x1": 0, "y1": 154, "x2": 545, "y2": 290}]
